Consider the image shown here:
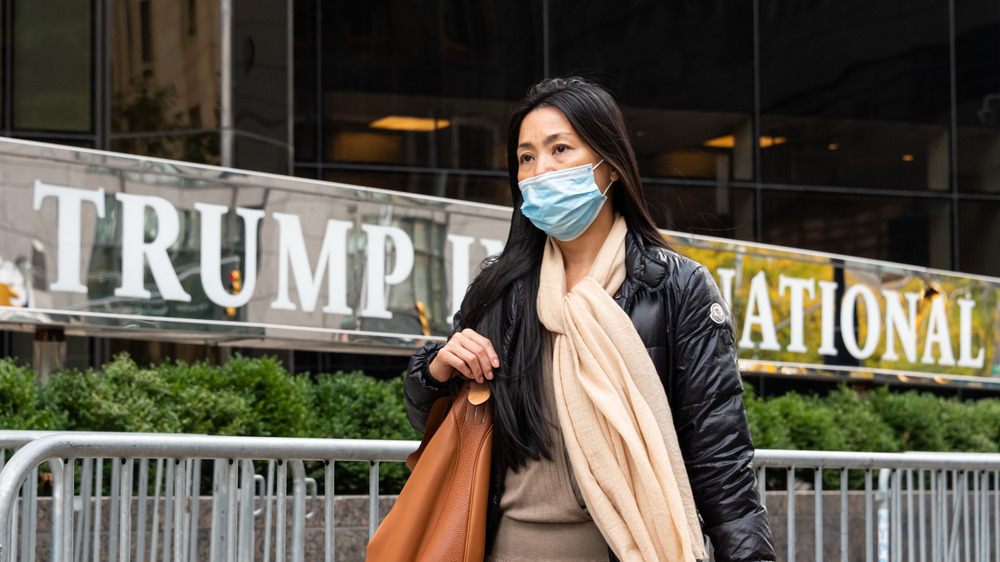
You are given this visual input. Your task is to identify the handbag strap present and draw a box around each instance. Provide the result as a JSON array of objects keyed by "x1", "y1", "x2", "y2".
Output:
[{"x1": 406, "y1": 381, "x2": 491, "y2": 470}]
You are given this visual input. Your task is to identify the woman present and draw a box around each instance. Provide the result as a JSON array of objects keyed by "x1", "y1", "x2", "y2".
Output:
[{"x1": 404, "y1": 77, "x2": 775, "y2": 561}]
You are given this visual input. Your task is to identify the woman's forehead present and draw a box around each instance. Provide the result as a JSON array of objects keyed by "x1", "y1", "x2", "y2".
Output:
[{"x1": 518, "y1": 107, "x2": 577, "y2": 146}]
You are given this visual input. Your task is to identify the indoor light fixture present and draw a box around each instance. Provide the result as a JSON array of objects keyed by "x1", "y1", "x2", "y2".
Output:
[
  {"x1": 369, "y1": 116, "x2": 451, "y2": 131},
  {"x1": 703, "y1": 135, "x2": 786, "y2": 148}
]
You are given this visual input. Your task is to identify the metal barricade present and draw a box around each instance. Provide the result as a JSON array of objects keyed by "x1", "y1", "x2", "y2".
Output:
[
  {"x1": 754, "y1": 449, "x2": 1000, "y2": 562},
  {"x1": 3, "y1": 436, "x2": 1000, "y2": 561},
  {"x1": 1, "y1": 432, "x2": 60, "y2": 562},
  {"x1": 0, "y1": 432, "x2": 416, "y2": 562}
]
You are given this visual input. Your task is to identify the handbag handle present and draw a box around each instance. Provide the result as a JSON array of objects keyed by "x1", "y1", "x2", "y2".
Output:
[{"x1": 406, "y1": 381, "x2": 491, "y2": 470}]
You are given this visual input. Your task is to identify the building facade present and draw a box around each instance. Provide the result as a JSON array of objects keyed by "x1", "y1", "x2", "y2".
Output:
[{"x1": 1, "y1": 0, "x2": 999, "y2": 391}]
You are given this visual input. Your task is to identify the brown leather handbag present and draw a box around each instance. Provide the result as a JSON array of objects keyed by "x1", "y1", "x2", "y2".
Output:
[{"x1": 366, "y1": 380, "x2": 493, "y2": 561}]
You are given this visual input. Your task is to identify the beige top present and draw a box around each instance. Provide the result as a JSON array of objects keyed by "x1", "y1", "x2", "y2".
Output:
[{"x1": 487, "y1": 333, "x2": 609, "y2": 562}]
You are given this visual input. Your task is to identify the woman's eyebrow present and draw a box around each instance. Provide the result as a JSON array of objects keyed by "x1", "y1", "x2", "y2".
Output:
[{"x1": 517, "y1": 132, "x2": 572, "y2": 150}]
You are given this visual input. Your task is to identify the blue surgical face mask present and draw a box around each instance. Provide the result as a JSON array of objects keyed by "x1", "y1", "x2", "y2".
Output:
[{"x1": 518, "y1": 160, "x2": 612, "y2": 241}]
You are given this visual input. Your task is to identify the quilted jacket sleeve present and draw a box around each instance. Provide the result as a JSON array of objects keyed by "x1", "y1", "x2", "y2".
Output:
[
  {"x1": 671, "y1": 265, "x2": 775, "y2": 562},
  {"x1": 403, "y1": 342, "x2": 450, "y2": 433},
  {"x1": 403, "y1": 314, "x2": 462, "y2": 433}
]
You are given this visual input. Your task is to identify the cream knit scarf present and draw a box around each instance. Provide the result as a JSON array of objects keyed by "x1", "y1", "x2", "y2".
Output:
[{"x1": 537, "y1": 215, "x2": 706, "y2": 561}]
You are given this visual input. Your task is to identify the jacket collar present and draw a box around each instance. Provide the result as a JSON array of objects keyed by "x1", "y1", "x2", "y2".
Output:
[{"x1": 620, "y1": 230, "x2": 670, "y2": 301}]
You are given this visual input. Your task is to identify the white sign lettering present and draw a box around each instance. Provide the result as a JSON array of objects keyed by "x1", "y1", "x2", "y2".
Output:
[{"x1": 25, "y1": 181, "x2": 989, "y2": 371}]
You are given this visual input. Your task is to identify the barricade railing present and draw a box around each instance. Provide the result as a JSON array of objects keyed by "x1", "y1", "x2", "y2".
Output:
[
  {"x1": 1, "y1": 431, "x2": 63, "y2": 562},
  {"x1": 2, "y1": 433, "x2": 1000, "y2": 561},
  {"x1": 0, "y1": 432, "x2": 415, "y2": 562},
  {"x1": 753, "y1": 449, "x2": 1000, "y2": 562}
]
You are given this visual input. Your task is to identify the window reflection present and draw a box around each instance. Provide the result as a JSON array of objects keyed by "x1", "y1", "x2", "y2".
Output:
[
  {"x1": 761, "y1": 192, "x2": 951, "y2": 269},
  {"x1": 322, "y1": 92, "x2": 512, "y2": 170},
  {"x1": 550, "y1": 0, "x2": 755, "y2": 182},
  {"x1": 760, "y1": 0, "x2": 951, "y2": 190},
  {"x1": 315, "y1": 1, "x2": 542, "y2": 171},
  {"x1": 645, "y1": 182, "x2": 754, "y2": 241},
  {"x1": 322, "y1": 169, "x2": 510, "y2": 207},
  {"x1": 761, "y1": 117, "x2": 949, "y2": 189},
  {"x1": 111, "y1": 0, "x2": 221, "y2": 163},
  {"x1": 626, "y1": 109, "x2": 753, "y2": 181},
  {"x1": 955, "y1": 0, "x2": 1000, "y2": 192},
  {"x1": 294, "y1": 0, "x2": 319, "y2": 162},
  {"x1": 959, "y1": 201, "x2": 1000, "y2": 276},
  {"x1": 111, "y1": 134, "x2": 219, "y2": 165},
  {"x1": 12, "y1": 0, "x2": 93, "y2": 132}
]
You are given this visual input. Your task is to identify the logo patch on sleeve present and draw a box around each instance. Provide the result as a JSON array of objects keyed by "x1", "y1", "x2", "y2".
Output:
[{"x1": 709, "y1": 302, "x2": 726, "y2": 324}]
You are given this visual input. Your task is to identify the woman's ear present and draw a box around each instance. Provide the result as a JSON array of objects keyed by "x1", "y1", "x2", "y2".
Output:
[{"x1": 611, "y1": 169, "x2": 620, "y2": 182}]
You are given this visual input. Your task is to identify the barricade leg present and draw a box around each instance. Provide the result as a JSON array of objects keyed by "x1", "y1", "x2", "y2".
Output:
[
  {"x1": 369, "y1": 461, "x2": 380, "y2": 540},
  {"x1": 238, "y1": 460, "x2": 255, "y2": 562},
  {"x1": 163, "y1": 458, "x2": 175, "y2": 562},
  {"x1": 226, "y1": 459, "x2": 238, "y2": 562},
  {"x1": 290, "y1": 461, "x2": 306, "y2": 562},
  {"x1": 92, "y1": 459, "x2": 103, "y2": 562},
  {"x1": 263, "y1": 460, "x2": 275, "y2": 562},
  {"x1": 174, "y1": 459, "x2": 188, "y2": 562},
  {"x1": 324, "y1": 460, "x2": 335, "y2": 562},
  {"x1": 840, "y1": 469, "x2": 848, "y2": 562},
  {"x1": 118, "y1": 458, "x2": 132, "y2": 562},
  {"x1": 276, "y1": 460, "x2": 287, "y2": 562},
  {"x1": 78, "y1": 458, "x2": 93, "y2": 562},
  {"x1": 210, "y1": 458, "x2": 225, "y2": 562},
  {"x1": 814, "y1": 468, "x2": 823, "y2": 562},
  {"x1": 189, "y1": 459, "x2": 202, "y2": 562},
  {"x1": 787, "y1": 466, "x2": 796, "y2": 562},
  {"x1": 150, "y1": 459, "x2": 164, "y2": 562},
  {"x1": 136, "y1": 459, "x2": 148, "y2": 562}
]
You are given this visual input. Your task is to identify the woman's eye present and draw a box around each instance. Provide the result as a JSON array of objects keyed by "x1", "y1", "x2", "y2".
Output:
[
  {"x1": 519, "y1": 154, "x2": 533, "y2": 164},
  {"x1": 554, "y1": 145, "x2": 568, "y2": 154}
]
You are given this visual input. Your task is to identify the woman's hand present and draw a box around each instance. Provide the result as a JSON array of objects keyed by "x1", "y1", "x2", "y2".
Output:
[{"x1": 428, "y1": 328, "x2": 500, "y2": 384}]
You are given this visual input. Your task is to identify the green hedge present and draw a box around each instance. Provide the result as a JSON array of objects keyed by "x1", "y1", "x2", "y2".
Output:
[
  {"x1": 742, "y1": 383, "x2": 1000, "y2": 488},
  {"x1": 4, "y1": 354, "x2": 1000, "y2": 494},
  {"x1": 2, "y1": 353, "x2": 417, "y2": 494},
  {"x1": 742, "y1": 384, "x2": 1000, "y2": 454}
]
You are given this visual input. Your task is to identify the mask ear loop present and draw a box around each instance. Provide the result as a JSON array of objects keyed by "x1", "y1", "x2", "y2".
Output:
[
  {"x1": 601, "y1": 178, "x2": 614, "y2": 196},
  {"x1": 595, "y1": 160, "x2": 614, "y2": 196}
]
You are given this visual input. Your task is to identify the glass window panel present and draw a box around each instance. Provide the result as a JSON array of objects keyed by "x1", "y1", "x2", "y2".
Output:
[
  {"x1": 232, "y1": 1, "x2": 288, "y2": 147},
  {"x1": 958, "y1": 200, "x2": 1000, "y2": 276},
  {"x1": 644, "y1": 182, "x2": 755, "y2": 241},
  {"x1": 294, "y1": 167, "x2": 318, "y2": 180},
  {"x1": 760, "y1": 192, "x2": 952, "y2": 269},
  {"x1": 18, "y1": 137, "x2": 95, "y2": 149},
  {"x1": 12, "y1": 0, "x2": 92, "y2": 132},
  {"x1": 321, "y1": 169, "x2": 510, "y2": 207},
  {"x1": 234, "y1": 134, "x2": 288, "y2": 175},
  {"x1": 0, "y1": 331, "x2": 34, "y2": 366},
  {"x1": 65, "y1": 335, "x2": 93, "y2": 371},
  {"x1": 320, "y1": 1, "x2": 542, "y2": 170},
  {"x1": 549, "y1": 1, "x2": 755, "y2": 181},
  {"x1": 760, "y1": 0, "x2": 951, "y2": 190},
  {"x1": 111, "y1": 0, "x2": 221, "y2": 135},
  {"x1": 110, "y1": 132, "x2": 220, "y2": 164},
  {"x1": 293, "y1": 0, "x2": 318, "y2": 162},
  {"x1": 443, "y1": 173, "x2": 511, "y2": 207},
  {"x1": 955, "y1": 0, "x2": 1000, "y2": 192},
  {"x1": 0, "y1": 6, "x2": 4, "y2": 130}
]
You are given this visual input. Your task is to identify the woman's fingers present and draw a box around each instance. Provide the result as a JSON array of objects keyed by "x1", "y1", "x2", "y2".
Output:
[
  {"x1": 429, "y1": 329, "x2": 499, "y2": 384},
  {"x1": 457, "y1": 329, "x2": 498, "y2": 382},
  {"x1": 450, "y1": 343, "x2": 486, "y2": 382},
  {"x1": 461, "y1": 329, "x2": 501, "y2": 373}
]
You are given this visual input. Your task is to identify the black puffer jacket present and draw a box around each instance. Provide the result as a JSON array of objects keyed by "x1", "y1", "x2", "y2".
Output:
[{"x1": 404, "y1": 231, "x2": 775, "y2": 561}]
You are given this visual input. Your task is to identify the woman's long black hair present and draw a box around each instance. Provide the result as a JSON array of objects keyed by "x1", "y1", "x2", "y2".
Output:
[{"x1": 458, "y1": 77, "x2": 667, "y2": 475}]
